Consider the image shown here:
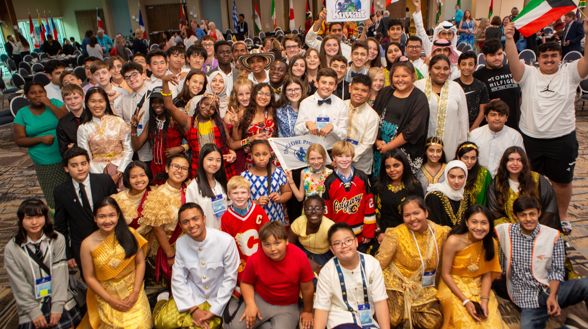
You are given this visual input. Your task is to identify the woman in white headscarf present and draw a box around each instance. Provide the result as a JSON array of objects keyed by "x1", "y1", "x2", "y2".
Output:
[
  {"x1": 206, "y1": 70, "x2": 230, "y2": 118},
  {"x1": 425, "y1": 160, "x2": 470, "y2": 227}
]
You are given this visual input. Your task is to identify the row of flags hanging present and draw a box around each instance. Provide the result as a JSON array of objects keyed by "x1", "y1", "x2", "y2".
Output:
[
  {"x1": 27, "y1": 11, "x2": 58, "y2": 48},
  {"x1": 247, "y1": 0, "x2": 297, "y2": 33}
]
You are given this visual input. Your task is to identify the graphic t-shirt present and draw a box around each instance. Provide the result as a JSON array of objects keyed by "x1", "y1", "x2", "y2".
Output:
[
  {"x1": 455, "y1": 78, "x2": 490, "y2": 127},
  {"x1": 473, "y1": 64, "x2": 521, "y2": 130}
]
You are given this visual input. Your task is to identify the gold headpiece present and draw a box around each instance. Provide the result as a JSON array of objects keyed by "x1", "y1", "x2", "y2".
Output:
[
  {"x1": 203, "y1": 93, "x2": 219, "y2": 104},
  {"x1": 458, "y1": 143, "x2": 478, "y2": 153},
  {"x1": 425, "y1": 137, "x2": 444, "y2": 149}
]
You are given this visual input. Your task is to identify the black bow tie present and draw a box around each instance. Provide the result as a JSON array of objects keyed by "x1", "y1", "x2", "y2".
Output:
[
  {"x1": 351, "y1": 71, "x2": 361, "y2": 77},
  {"x1": 318, "y1": 98, "x2": 332, "y2": 106}
]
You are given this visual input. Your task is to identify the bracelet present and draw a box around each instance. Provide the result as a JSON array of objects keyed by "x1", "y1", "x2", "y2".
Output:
[
  {"x1": 167, "y1": 254, "x2": 175, "y2": 259},
  {"x1": 480, "y1": 296, "x2": 490, "y2": 300},
  {"x1": 131, "y1": 133, "x2": 137, "y2": 137},
  {"x1": 190, "y1": 306, "x2": 199, "y2": 316},
  {"x1": 182, "y1": 144, "x2": 190, "y2": 152},
  {"x1": 132, "y1": 123, "x2": 138, "y2": 128},
  {"x1": 462, "y1": 299, "x2": 471, "y2": 307},
  {"x1": 241, "y1": 138, "x2": 249, "y2": 147},
  {"x1": 161, "y1": 91, "x2": 172, "y2": 97}
]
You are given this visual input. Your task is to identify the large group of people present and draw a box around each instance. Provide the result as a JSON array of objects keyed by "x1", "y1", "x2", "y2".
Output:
[{"x1": 6, "y1": 2, "x2": 588, "y2": 329}]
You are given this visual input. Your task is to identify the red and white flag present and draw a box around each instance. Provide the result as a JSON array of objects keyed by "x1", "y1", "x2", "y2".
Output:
[
  {"x1": 29, "y1": 13, "x2": 40, "y2": 48},
  {"x1": 97, "y1": 9, "x2": 105, "y2": 31},
  {"x1": 289, "y1": 0, "x2": 296, "y2": 31}
]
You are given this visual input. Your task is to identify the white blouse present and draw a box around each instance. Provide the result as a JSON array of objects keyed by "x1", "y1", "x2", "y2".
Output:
[{"x1": 185, "y1": 178, "x2": 231, "y2": 230}]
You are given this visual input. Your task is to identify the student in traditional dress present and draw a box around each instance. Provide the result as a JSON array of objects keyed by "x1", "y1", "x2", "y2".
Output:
[
  {"x1": 372, "y1": 58, "x2": 430, "y2": 176},
  {"x1": 186, "y1": 143, "x2": 230, "y2": 230},
  {"x1": 425, "y1": 160, "x2": 471, "y2": 227},
  {"x1": 455, "y1": 142, "x2": 492, "y2": 207},
  {"x1": 416, "y1": 137, "x2": 447, "y2": 193},
  {"x1": 415, "y1": 54, "x2": 469, "y2": 159},
  {"x1": 437, "y1": 205, "x2": 506, "y2": 328},
  {"x1": 141, "y1": 154, "x2": 191, "y2": 283},
  {"x1": 486, "y1": 146, "x2": 560, "y2": 230},
  {"x1": 227, "y1": 78, "x2": 255, "y2": 174},
  {"x1": 77, "y1": 87, "x2": 133, "y2": 190},
  {"x1": 131, "y1": 87, "x2": 186, "y2": 185},
  {"x1": 79, "y1": 197, "x2": 152, "y2": 328},
  {"x1": 376, "y1": 195, "x2": 450, "y2": 329},
  {"x1": 373, "y1": 149, "x2": 424, "y2": 243},
  {"x1": 5, "y1": 199, "x2": 82, "y2": 329}
]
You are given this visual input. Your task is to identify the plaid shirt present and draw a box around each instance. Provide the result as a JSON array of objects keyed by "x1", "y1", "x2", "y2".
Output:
[
  {"x1": 499, "y1": 223, "x2": 565, "y2": 309},
  {"x1": 185, "y1": 119, "x2": 237, "y2": 180}
]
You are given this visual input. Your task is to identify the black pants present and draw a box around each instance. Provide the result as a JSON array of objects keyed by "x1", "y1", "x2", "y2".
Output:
[{"x1": 286, "y1": 167, "x2": 304, "y2": 224}]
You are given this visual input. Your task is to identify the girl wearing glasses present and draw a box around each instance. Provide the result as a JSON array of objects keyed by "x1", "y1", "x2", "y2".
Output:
[
  {"x1": 77, "y1": 87, "x2": 132, "y2": 190},
  {"x1": 141, "y1": 154, "x2": 191, "y2": 284},
  {"x1": 376, "y1": 195, "x2": 450, "y2": 329}
]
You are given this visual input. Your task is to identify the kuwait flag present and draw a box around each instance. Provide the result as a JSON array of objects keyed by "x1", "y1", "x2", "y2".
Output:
[
  {"x1": 254, "y1": 0, "x2": 263, "y2": 34},
  {"x1": 488, "y1": 0, "x2": 494, "y2": 18},
  {"x1": 513, "y1": 0, "x2": 579, "y2": 37},
  {"x1": 435, "y1": 0, "x2": 442, "y2": 25},
  {"x1": 289, "y1": 0, "x2": 295, "y2": 31}
]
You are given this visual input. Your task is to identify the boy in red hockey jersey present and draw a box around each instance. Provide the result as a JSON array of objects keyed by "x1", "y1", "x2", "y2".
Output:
[
  {"x1": 322, "y1": 140, "x2": 376, "y2": 252},
  {"x1": 222, "y1": 176, "x2": 269, "y2": 295}
]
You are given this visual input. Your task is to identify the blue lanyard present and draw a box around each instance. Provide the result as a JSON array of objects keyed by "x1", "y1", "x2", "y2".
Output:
[{"x1": 334, "y1": 254, "x2": 369, "y2": 325}]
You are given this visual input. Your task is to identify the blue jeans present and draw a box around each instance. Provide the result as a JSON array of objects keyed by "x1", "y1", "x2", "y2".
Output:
[{"x1": 520, "y1": 277, "x2": 588, "y2": 329}]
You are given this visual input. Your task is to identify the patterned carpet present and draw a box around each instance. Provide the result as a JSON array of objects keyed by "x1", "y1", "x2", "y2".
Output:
[{"x1": 0, "y1": 111, "x2": 587, "y2": 328}]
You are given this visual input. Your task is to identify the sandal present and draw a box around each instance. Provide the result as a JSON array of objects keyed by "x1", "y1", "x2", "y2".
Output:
[{"x1": 561, "y1": 221, "x2": 572, "y2": 235}]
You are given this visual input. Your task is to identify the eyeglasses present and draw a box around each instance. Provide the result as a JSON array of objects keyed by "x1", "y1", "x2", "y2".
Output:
[
  {"x1": 331, "y1": 238, "x2": 355, "y2": 249},
  {"x1": 170, "y1": 163, "x2": 190, "y2": 172},
  {"x1": 257, "y1": 91, "x2": 271, "y2": 97},
  {"x1": 286, "y1": 87, "x2": 301, "y2": 94},
  {"x1": 124, "y1": 72, "x2": 140, "y2": 81},
  {"x1": 202, "y1": 43, "x2": 214, "y2": 48},
  {"x1": 407, "y1": 45, "x2": 422, "y2": 50},
  {"x1": 305, "y1": 206, "x2": 322, "y2": 212},
  {"x1": 285, "y1": 45, "x2": 299, "y2": 50}
]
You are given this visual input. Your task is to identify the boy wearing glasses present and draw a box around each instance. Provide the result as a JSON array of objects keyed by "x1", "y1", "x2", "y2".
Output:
[
  {"x1": 313, "y1": 222, "x2": 390, "y2": 329},
  {"x1": 344, "y1": 41, "x2": 369, "y2": 83},
  {"x1": 224, "y1": 221, "x2": 315, "y2": 329},
  {"x1": 201, "y1": 36, "x2": 219, "y2": 73},
  {"x1": 283, "y1": 35, "x2": 302, "y2": 63}
]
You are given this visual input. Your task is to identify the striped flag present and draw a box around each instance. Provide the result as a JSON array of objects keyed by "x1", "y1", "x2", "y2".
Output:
[
  {"x1": 232, "y1": 0, "x2": 239, "y2": 31},
  {"x1": 51, "y1": 12, "x2": 58, "y2": 40},
  {"x1": 435, "y1": 0, "x2": 442, "y2": 25},
  {"x1": 289, "y1": 0, "x2": 295, "y2": 31},
  {"x1": 97, "y1": 9, "x2": 105, "y2": 31},
  {"x1": 44, "y1": 12, "x2": 51, "y2": 38},
  {"x1": 29, "y1": 13, "x2": 40, "y2": 48},
  {"x1": 488, "y1": 0, "x2": 494, "y2": 18},
  {"x1": 371, "y1": 0, "x2": 375, "y2": 15},
  {"x1": 512, "y1": 0, "x2": 578, "y2": 37},
  {"x1": 271, "y1": 0, "x2": 277, "y2": 29},
  {"x1": 254, "y1": 0, "x2": 263, "y2": 34},
  {"x1": 38, "y1": 12, "x2": 46, "y2": 43},
  {"x1": 138, "y1": 8, "x2": 146, "y2": 39}
]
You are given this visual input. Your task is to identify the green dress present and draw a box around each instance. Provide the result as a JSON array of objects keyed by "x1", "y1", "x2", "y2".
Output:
[{"x1": 465, "y1": 166, "x2": 492, "y2": 207}]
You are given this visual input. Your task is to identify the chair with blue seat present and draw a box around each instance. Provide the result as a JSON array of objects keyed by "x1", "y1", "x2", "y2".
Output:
[
  {"x1": 10, "y1": 96, "x2": 31, "y2": 118},
  {"x1": 77, "y1": 54, "x2": 87, "y2": 67},
  {"x1": 150, "y1": 44, "x2": 159, "y2": 51},
  {"x1": 19, "y1": 68, "x2": 30, "y2": 79},
  {"x1": 477, "y1": 53, "x2": 486, "y2": 65},
  {"x1": 6, "y1": 59, "x2": 17, "y2": 74},
  {"x1": 31, "y1": 52, "x2": 40, "y2": 60},
  {"x1": 40, "y1": 53, "x2": 49, "y2": 60},
  {"x1": 0, "y1": 54, "x2": 8, "y2": 66},
  {"x1": 33, "y1": 73, "x2": 51, "y2": 86},
  {"x1": 253, "y1": 37, "x2": 262, "y2": 46},
  {"x1": 0, "y1": 78, "x2": 20, "y2": 110},
  {"x1": 259, "y1": 32, "x2": 266, "y2": 39},
  {"x1": 563, "y1": 51, "x2": 582, "y2": 62},
  {"x1": 518, "y1": 49, "x2": 536, "y2": 65},
  {"x1": 31, "y1": 63, "x2": 45, "y2": 74}
]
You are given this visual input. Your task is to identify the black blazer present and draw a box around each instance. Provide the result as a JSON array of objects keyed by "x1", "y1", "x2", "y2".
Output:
[
  {"x1": 563, "y1": 21, "x2": 584, "y2": 54},
  {"x1": 54, "y1": 173, "x2": 117, "y2": 263}
]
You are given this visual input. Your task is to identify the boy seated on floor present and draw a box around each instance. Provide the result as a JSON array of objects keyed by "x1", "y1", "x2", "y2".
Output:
[{"x1": 224, "y1": 221, "x2": 315, "y2": 329}]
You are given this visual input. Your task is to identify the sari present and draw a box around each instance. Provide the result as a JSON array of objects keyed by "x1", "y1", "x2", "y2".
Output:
[
  {"x1": 376, "y1": 221, "x2": 450, "y2": 329},
  {"x1": 465, "y1": 166, "x2": 492, "y2": 207},
  {"x1": 437, "y1": 239, "x2": 506, "y2": 328},
  {"x1": 78, "y1": 228, "x2": 151, "y2": 329}
]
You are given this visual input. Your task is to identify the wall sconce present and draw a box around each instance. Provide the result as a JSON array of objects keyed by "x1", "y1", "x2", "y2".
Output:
[{"x1": 132, "y1": 15, "x2": 136, "y2": 19}]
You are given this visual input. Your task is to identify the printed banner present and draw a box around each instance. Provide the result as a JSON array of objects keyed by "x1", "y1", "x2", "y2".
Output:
[
  {"x1": 268, "y1": 135, "x2": 332, "y2": 171},
  {"x1": 326, "y1": 0, "x2": 370, "y2": 22}
]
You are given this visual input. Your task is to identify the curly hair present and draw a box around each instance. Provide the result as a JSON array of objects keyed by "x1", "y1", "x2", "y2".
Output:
[
  {"x1": 238, "y1": 83, "x2": 277, "y2": 139},
  {"x1": 192, "y1": 95, "x2": 229, "y2": 151},
  {"x1": 495, "y1": 146, "x2": 539, "y2": 211}
]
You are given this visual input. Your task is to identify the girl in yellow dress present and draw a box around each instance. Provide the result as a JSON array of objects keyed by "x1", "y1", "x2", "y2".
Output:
[
  {"x1": 78, "y1": 197, "x2": 151, "y2": 329},
  {"x1": 376, "y1": 195, "x2": 451, "y2": 329},
  {"x1": 437, "y1": 205, "x2": 506, "y2": 329}
]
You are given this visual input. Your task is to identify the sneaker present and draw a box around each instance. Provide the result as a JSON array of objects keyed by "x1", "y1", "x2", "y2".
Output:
[
  {"x1": 565, "y1": 314, "x2": 588, "y2": 329},
  {"x1": 157, "y1": 291, "x2": 170, "y2": 302}
]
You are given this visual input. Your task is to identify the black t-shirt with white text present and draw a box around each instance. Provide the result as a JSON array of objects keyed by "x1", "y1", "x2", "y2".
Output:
[{"x1": 473, "y1": 64, "x2": 520, "y2": 130}]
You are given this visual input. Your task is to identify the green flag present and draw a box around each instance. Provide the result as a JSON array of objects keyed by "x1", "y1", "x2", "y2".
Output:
[{"x1": 436, "y1": 0, "x2": 442, "y2": 25}]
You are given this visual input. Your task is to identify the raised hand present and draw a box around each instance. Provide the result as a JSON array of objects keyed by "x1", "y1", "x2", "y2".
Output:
[{"x1": 504, "y1": 22, "x2": 516, "y2": 40}]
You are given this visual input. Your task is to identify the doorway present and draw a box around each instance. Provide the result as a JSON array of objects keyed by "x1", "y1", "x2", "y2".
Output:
[
  {"x1": 75, "y1": 9, "x2": 108, "y2": 38},
  {"x1": 145, "y1": 4, "x2": 183, "y2": 44}
]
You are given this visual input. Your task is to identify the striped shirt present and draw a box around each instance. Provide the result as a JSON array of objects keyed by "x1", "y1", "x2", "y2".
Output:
[{"x1": 499, "y1": 223, "x2": 565, "y2": 309}]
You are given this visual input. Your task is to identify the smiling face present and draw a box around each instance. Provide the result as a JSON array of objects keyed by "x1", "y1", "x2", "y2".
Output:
[
  {"x1": 65, "y1": 155, "x2": 90, "y2": 182},
  {"x1": 233, "y1": 43, "x2": 248, "y2": 62},
  {"x1": 237, "y1": 85, "x2": 251, "y2": 108},
  {"x1": 251, "y1": 143, "x2": 271, "y2": 168},
  {"x1": 202, "y1": 150, "x2": 222, "y2": 176},
  {"x1": 430, "y1": 59, "x2": 450, "y2": 85},
  {"x1": 329, "y1": 229, "x2": 358, "y2": 261},
  {"x1": 261, "y1": 235, "x2": 288, "y2": 261},
  {"x1": 406, "y1": 40, "x2": 423, "y2": 60},
  {"x1": 388, "y1": 25, "x2": 403, "y2": 42},
  {"x1": 385, "y1": 157, "x2": 404, "y2": 182},
  {"x1": 351, "y1": 46, "x2": 368, "y2": 69},
  {"x1": 202, "y1": 41, "x2": 215, "y2": 57},
  {"x1": 514, "y1": 207, "x2": 541, "y2": 234},
  {"x1": 25, "y1": 85, "x2": 47, "y2": 107},
  {"x1": 151, "y1": 98, "x2": 165, "y2": 116},
  {"x1": 124, "y1": 70, "x2": 146, "y2": 91},
  {"x1": 94, "y1": 205, "x2": 119, "y2": 234},
  {"x1": 248, "y1": 57, "x2": 267, "y2": 74},
  {"x1": 229, "y1": 187, "x2": 250, "y2": 209},
  {"x1": 349, "y1": 82, "x2": 370, "y2": 106},
  {"x1": 168, "y1": 52, "x2": 185, "y2": 71},
  {"x1": 371, "y1": 72, "x2": 385, "y2": 91},
  {"x1": 460, "y1": 150, "x2": 478, "y2": 170},
  {"x1": 62, "y1": 74, "x2": 82, "y2": 87},
  {"x1": 386, "y1": 44, "x2": 402, "y2": 64},
  {"x1": 179, "y1": 207, "x2": 207, "y2": 240},
  {"x1": 325, "y1": 39, "x2": 339, "y2": 57},
  {"x1": 285, "y1": 82, "x2": 303, "y2": 103},
  {"x1": 186, "y1": 74, "x2": 205, "y2": 96},
  {"x1": 148, "y1": 55, "x2": 168, "y2": 79},
  {"x1": 304, "y1": 198, "x2": 325, "y2": 225},
  {"x1": 64, "y1": 92, "x2": 84, "y2": 111},
  {"x1": 334, "y1": 153, "x2": 352, "y2": 170},
  {"x1": 111, "y1": 59, "x2": 124, "y2": 80},
  {"x1": 199, "y1": 97, "x2": 217, "y2": 119},
  {"x1": 330, "y1": 60, "x2": 347, "y2": 82},
  {"x1": 210, "y1": 74, "x2": 225, "y2": 94},
  {"x1": 284, "y1": 40, "x2": 301, "y2": 60},
  {"x1": 317, "y1": 76, "x2": 337, "y2": 99},
  {"x1": 426, "y1": 144, "x2": 443, "y2": 163},
  {"x1": 87, "y1": 92, "x2": 107, "y2": 118},
  {"x1": 538, "y1": 50, "x2": 561, "y2": 74},
  {"x1": 165, "y1": 157, "x2": 190, "y2": 185},
  {"x1": 307, "y1": 150, "x2": 325, "y2": 171},
  {"x1": 458, "y1": 57, "x2": 476, "y2": 77},
  {"x1": 129, "y1": 166, "x2": 149, "y2": 192},
  {"x1": 392, "y1": 66, "x2": 414, "y2": 92},
  {"x1": 367, "y1": 40, "x2": 379, "y2": 61},
  {"x1": 447, "y1": 167, "x2": 466, "y2": 190},
  {"x1": 466, "y1": 212, "x2": 490, "y2": 241},
  {"x1": 256, "y1": 86, "x2": 272, "y2": 107},
  {"x1": 506, "y1": 152, "x2": 523, "y2": 176},
  {"x1": 402, "y1": 201, "x2": 429, "y2": 233},
  {"x1": 22, "y1": 212, "x2": 46, "y2": 237},
  {"x1": 48, "y1": 67, "x2": 65, "y2": 86},
  {"x1": 269, "y1": 61, "x2": 288, "y2": 84},
  {"x1": 188, "y1": 53, "x2": 206, "y2": 70},
  {"x1": 306, "y1": 50, "x2": 320, "y2": 70},
  {"x1": 291, "y1": 58, "x2": 306, "y2": 78}
]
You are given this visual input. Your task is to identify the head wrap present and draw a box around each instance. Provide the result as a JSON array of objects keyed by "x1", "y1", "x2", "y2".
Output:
[
  {"x1": 426, "y1": 160, "x2": 468, "y2": 201},
  {"x1": 431, "y1": 39, "x2": 460, "y2": 64},
  {"x1": 206, "y1": 70, "x2": 229, "y2": 118}
]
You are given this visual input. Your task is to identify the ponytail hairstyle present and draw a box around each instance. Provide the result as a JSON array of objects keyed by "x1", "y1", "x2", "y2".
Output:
[
  {"x1": 450, "y1": 205, "x2": 496, "y2": 261},
  {"x1": 196, "y1": 143, "x2": 228, "y2": 198},
  {"x1": 93, "y1": 197, "x2": 138, "y2": 259},
  {"x1": 15, "y1": 199, "x2": 58, "y2": 245},
  {"x1": 456, "y1": 142, "x2": 481, "y2": 192},
  {"x1": 249, "y1": 140, "x2": 274, "y2": 194}
]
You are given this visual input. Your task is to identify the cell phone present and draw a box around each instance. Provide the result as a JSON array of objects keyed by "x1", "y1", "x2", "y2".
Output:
[{"x1": 471, "y1": 301, "x2": 487, "y2": 319}]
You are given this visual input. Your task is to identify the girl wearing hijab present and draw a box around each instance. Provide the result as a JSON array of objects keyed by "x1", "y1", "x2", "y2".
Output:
[
  {"x1": 425, "y1": 160, "x2": 471, "y2": 227},
  {"x1": 415, "y1": 54, "x2": 469, "y2": 159},
  {"x1": 205, "y1": 70, "x2": 230, "y2": 118}
]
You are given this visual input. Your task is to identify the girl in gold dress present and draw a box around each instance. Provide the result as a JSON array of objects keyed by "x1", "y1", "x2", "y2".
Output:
[
  {"x1": 78, "y1": 197, "x2": 151, "y2": 329},
  {"x1": 437, "y1": 205, "x2": 505, "y2": 328},
  {"x1": 376, "y1": 195, "x2": 451, "y2": 329},
  {"x1": 140, "y1": 154, "x2": 191, "y2": 283}
]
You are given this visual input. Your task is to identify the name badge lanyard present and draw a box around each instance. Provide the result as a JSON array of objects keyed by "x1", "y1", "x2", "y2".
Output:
[
  {"x1": 334, "y1": 254, "x2": 371, "y2": 327},
  {"x1": 24, "y1": 241, "x2": 53, "y2": 299},
  {"x1": 410, "y1": 225, "x2": 439, "y2": 287}
]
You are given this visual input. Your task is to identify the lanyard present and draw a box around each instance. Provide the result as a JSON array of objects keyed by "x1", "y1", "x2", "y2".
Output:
[
  {"x1": 410, "y1": 225, "x2": 439, "y2": 276},
  {"x1": 334, "y1": 253, "x2": 369, "y2": 326},
  {"x1": 24, "y1": 240, "x2": 53, "y2": 283}
]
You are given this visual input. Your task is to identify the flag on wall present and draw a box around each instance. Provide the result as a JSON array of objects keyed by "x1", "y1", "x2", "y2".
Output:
[
  {"x1": 435, "y1": 0, "x2": 442, "y2": 25},
  {"x1": 457, "y1": 0, "x2": 461, "y2": 8},
  {"x1": 488, "y1": 0, "x2": 494, "y2": 18},
  {"x1": 232, "y1": 0, "x2": 239, "y2": 31},
  {"x1": 289, "y1": 0, "x2": 295, "y2": 31},
  {"x1": 512, "y1": 0, "x2": 578, "y2": 37},
  {"x1": 29, "y1": 13, "x2": 40, "y2": 48},
  {"x1": 97, "y1": 10, "x2": 105, "y2": 31},
  {"x1": 50, "y1": 13, "x2": 58, "y2": 40},
  {"x1": 254, "y1": 0, "x2": 263, "y2": 33},
  {"x1": 38, "y1": 12, "x2": 46, "y2": 43},
  {"x1": 271, "y1": 0, "x2": 277, "y2": 29},
  {"x1": 371, "y1": 0, "x2": 375, "y2": 14},
  {"x1": 44, "y1": 12, "x2": 51, "y2": 38},
  {"x1": 139, "y1": 8, "x2": 146, "y2": 39}
]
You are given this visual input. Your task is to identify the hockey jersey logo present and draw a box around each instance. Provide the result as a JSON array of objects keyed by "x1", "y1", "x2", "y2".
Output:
[
  {"x1": 235, "y1": 229, "x2": 260, "y2": 257},
  {"x1": 333, "y1": 194, "x2": 362, "y2": 214}
]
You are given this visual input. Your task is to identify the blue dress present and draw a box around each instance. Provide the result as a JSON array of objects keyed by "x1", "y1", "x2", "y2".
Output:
[
  {"x1": 241, "y1": 168, "x2": 288, "y2": 223},
  {"x1": 458, "y1": 20, "x2": 475, "y2": 47}
]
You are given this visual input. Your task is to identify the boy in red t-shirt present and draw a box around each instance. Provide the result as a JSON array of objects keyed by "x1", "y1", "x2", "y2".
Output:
[
  {"x1": 223, "y1": 222, "x2": 315, "y2": 329},
  {"x1": 222, "y1": 176, "x2": 269, "y2": 293}
]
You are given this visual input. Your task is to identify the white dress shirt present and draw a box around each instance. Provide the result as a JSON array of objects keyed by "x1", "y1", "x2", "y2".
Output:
[
  {"x1": 305, "y1": 29, "x2": 351, "y2": 62},
  {"x1": 248, "y1": 70, "x2": 270, "y2": 85},
  {"x1": 295, "y1": 93, "x2": 349, "y2": 150},
  {"x1": 45, "y1": 82, "x2": 63, "y2": 103},
  {"x1": 116, "y1": 85, "x2": 153, "y2": 161},
  {"x1": 469, "y1": 124, "x2": 525, "y2": 177},
  {"x1": 72, "y1": 175, "x2": 93, "y2": 210},
  {"x1": 186, "y1": 179, "x2": 231, "y2": 230},
  {"x1": 344, "y1": 100, "x2": 379, "y2": 175},
  {"x1": 171, "y1": 228, "x2": 239, "y2": 316},
  {"x1": 314, "y1": 253, "x2": 388, "y2": 329}
]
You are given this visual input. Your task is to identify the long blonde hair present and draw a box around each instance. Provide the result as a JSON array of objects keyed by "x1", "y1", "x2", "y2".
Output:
[
  {"x1": 307, "y1": 143, "x2": 327, "y2": 170},
  {"x1": 228, "y1": 78, "x2": 254, "y2": 114},
  {"x1": 478, "y1": 18, "x2": 489, "y2": 31}
]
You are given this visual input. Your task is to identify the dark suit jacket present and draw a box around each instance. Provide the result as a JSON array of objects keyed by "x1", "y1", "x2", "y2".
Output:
[
  {"x1": 563, "y1": 20, "x2": 584, "y2": 54},
  {"x1": 54, "y1": 173, "x2": 117, "y2": 266},
  {"x1": 4, "y1": 42, "x2": 13, "y2": 57},
  {"x1": 378, "y1": 17, "x2": 391, "y2": 38}
]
